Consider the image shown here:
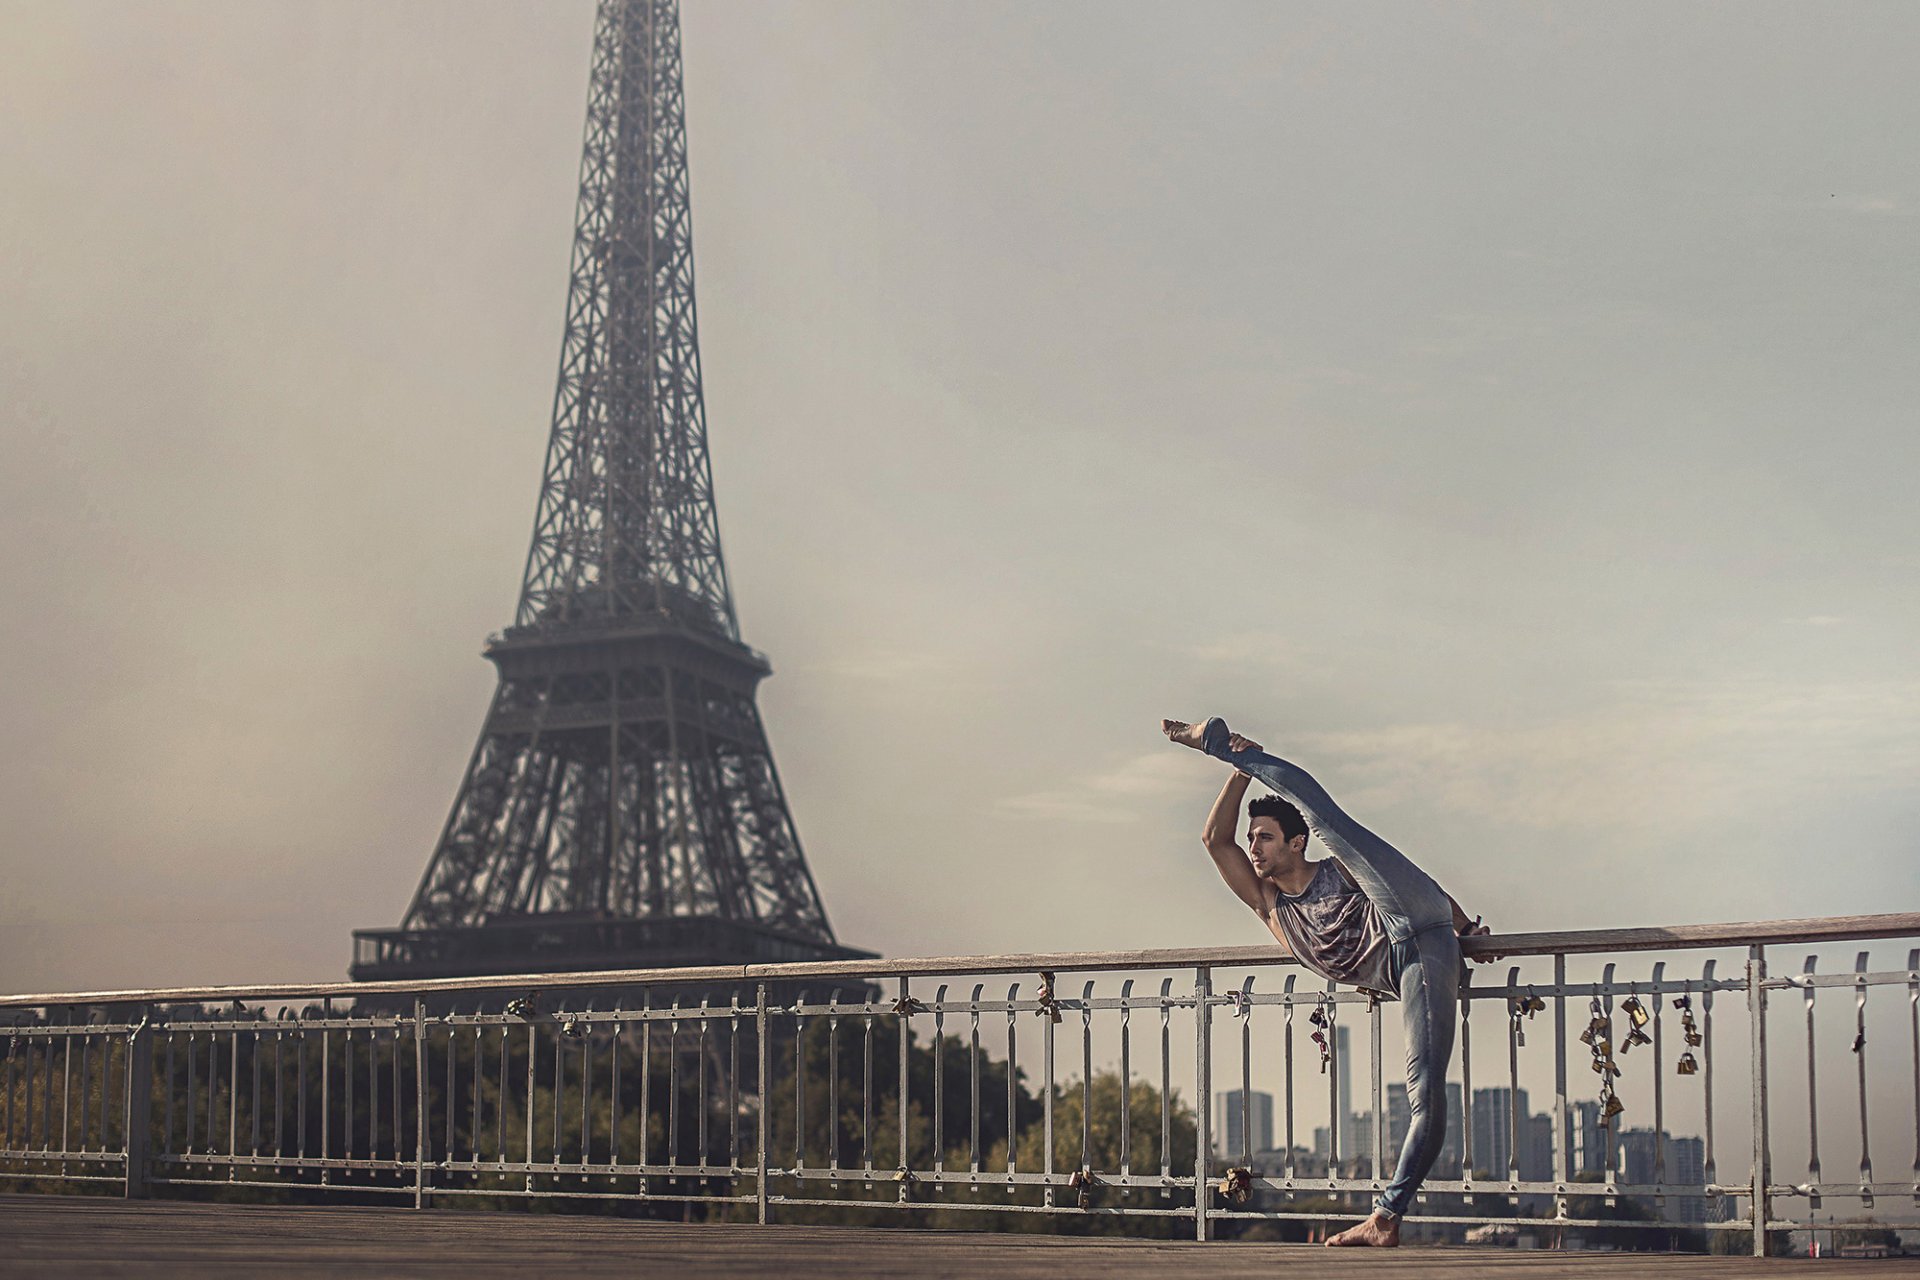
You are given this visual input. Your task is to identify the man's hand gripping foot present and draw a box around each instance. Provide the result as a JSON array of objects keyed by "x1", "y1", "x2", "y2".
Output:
[{"x1": 1325, "y1": 1210, "x2": 1400, "y2": 1247}]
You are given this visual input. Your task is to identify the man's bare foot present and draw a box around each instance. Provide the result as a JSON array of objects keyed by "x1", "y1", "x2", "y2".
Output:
[
  {"x1": 1161, "y1": 718, "x2": 1216, "y2": 750},
  {"x1": 1325, "y1": 1211, "x2": 1400, "y2": 1247}
]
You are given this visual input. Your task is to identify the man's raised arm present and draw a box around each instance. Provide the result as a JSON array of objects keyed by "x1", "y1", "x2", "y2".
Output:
[{"x1": 1202, "y1": 769, "x2": 1267, "y2": 915}]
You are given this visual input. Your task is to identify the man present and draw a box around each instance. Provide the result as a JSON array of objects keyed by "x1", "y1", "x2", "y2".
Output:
[{"x1": 1163, "y1": 715, "x2": 1492, "y2": 1248}]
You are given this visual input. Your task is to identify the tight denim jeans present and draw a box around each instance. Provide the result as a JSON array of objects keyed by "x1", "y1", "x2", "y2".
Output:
[{"x1": 1202, "y1": 718, "x2": 1461, "y2": 1220}]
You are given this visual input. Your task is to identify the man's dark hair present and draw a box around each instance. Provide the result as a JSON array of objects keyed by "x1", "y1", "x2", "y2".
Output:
[{"x1": 1247, "y1": 795, "x2": 1308, "y2": 844}]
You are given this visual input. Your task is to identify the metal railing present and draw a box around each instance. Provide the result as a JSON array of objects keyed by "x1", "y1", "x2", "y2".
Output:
[{"x1": 4, "y1": 912, "x2": 1917, "y2": 1255}]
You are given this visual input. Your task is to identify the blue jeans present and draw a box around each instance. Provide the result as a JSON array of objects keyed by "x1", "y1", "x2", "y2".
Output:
[{"x1": 1202, "y1": 718, "x2": 1461, "y2": 1220}]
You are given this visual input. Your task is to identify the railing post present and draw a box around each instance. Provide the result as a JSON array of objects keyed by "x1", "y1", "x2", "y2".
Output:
[
  {"x1": 1553, "y1": 954, "x2": 1569, "y2": 1234},
  {"x1": 1747, "y1": 944, "x2": 1771, "y2": 1257},
  {"x1": 756, "y1": 982, "x2": 770, "y2": 1225},
  {"x1": 122, "y1": 1013, "x2": 152, "y2": 1200},
  {"x1": 413, "y1": 997, "x2": 428, "y2": 1209},
  {"x1": 1194, "y1": 966, "x2": 1212, "y2": 1242}
]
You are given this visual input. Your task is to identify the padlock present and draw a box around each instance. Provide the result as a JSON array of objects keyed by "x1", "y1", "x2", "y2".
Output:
[
  {"x1": 1852, "y1": 1031, "x2": 1866, "y2": 1054},
  {"x1": 1602, "y1": 1093, "x2": 1625, "y2": 1119},
  {"x1": 1685, "y1": 1028, "x2": 1703, "y2": 1048},
  {"x1": 1620, "y1": 1025, "x2": 1651, "y2": 1054},
  {"x1": 1621, "y1": 995, "x2": 1649, "y2": 1029},
  {"x1": 1676, "y1": 1052, "x2": 1699, "y2": 1076}
]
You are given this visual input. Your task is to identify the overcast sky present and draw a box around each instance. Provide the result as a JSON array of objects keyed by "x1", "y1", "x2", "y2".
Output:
[{"x1": 2, "y1": 2, "x2": 1916, "y2": 1001}]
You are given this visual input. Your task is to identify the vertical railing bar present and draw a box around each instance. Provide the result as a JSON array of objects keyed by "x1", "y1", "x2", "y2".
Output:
[
  {"x1": 1325, "y1": 989, "x2": 1339, "y2": 1173},
  {"x1": 413, "y1": 997, "x2": 428, "y2": 1208},
  {"x1": 1283, "y1": 976, "x2": 1297, "y2": 1183},
  {"x1": 1194, "y1": 965, "x2": 1212, "y2": 1242},
  {"x1": 523, "y1": 1022, "x2": 535, "y2": 1170},
  {"x1": 860, "y1": 1008, "x2": 873, "y2": 1173},
  {"x1": 274, "y1": 1024, "x2": 285, "y2": 1157},
  {"x1": 443, "y1": 1017, "x2": 456, "y2": 1164},
  {"x1": 295, "y1": 1020, "x2": 307, "y2": 1161},
  {"x1": 394, "y1": 1019, "x2": 405, "y2": 1166},
  {"x1": 583, "y1": 1008, "x2": 596, "y2": 1166},
  {"x1": 755, "y1": 983, "x2": 769, "y2": 1224},
  {"x1": 897, "y1": 977, "x2": 911, "y2": 1192},
  {"x1": 42, "y1": 1029, "x2": 54, "y2": 1153},
  {"x1": 1748, "y1": 943, "x2": 1772, "y2": 1257},
  {"x1": 1553, "y1": 955, "x2": 1569, "y2": 1224},
  {"x1": 729, "y1": 996, "x2": 741, "y2": 1171},
  {"x1": 1042, "y1": 976, "x2": 1055, "y2": 1208},
  {"x1": 793, "y1": 991, "x2": 806, "y2": 1173},
  {"x1": 1459, "y1": 972, "x2": 1475, "y2": 1195},
  {"x1": 21, "y1": 1026, "x2": 34, "y2": 1153},
  {"x1": 827, "y1": 998, "x2": 839, "y2": 1174},
  {"x1": 1116, "y1": 979, "x2": 1133, "y2": 1179},
  {"x1": 163, "y1": 1031, "x2": 175, "y2": 1157},
  {"x1": 551, "y1": 1013, "x2": 563, "y2": 1167},
  {"x1": 1081, "y1": 980, "x2": 1096, "y2": 1179},
  {"x1": 1700, "y1": 959, "x2": 1718, "y2": 1211},
  {"x1": 933, "y1": 984, "x2": 947, "y2": 1174},
  {"x1": 668, "y1": 1007, "x2": 681, "y2": 1168},
  {"x1": 1119, "y1": 979, "x2": 1133, "y2": 1179},
  {"x1": 1237, "y1": 977, "x2": 1253, "y2": 1166},
  {"x1": 1370, "y1": 991, "x2": 1385, "y2": 1183},
  {"x1": 1159, "y1": 978, "x2": 1172, "y2": 1189},
  {"x1": 1650, "y1": 962, "x2": 1667, "y2": 1217},
  {"x1": 1007, "y1": 983, "x2": 1020, "y2": 1182},
  {"x1": 495, "y1": 1026, "x2": 507, "y2": 1165},
  {"x1": 184, "y1": 1032, "x2": 196, "y2": 1155},
  {"x1": 1506, "y1": 966, "x2": 1521, "y2": 1187},
  {"x1": 1908, "y1": 948, "x2": 1920, "y2": 1203},
  {"x1": 225, "y1": 1020, "x2": 239, "y2": 1159},
  {"x1": 250, "y1": 1023, "x2": 262, "y2": 1157},
  {"x1": 610, "y1": 1000, "x2": 623, "y2": 1170},
  {"x1": 1853, "y1": 951, "x2": 1873, "y2": 1204},
  {"x1": 79, "y1": 1032, "x2": 91, "y2": 1154},
  {"x1": 1802, "y1": 953, "x2": 1821, "y2": 1210},
  {"x1": 698, "y1": 1000, "x2": 711, "y2": 1169},
  {"x1": 123, "y1": 1016, "x2": 152, "y2": 1199},
  {"x1": 59, "y1": 1020, "x2": 73, "y2": 1161},
  {"x1": 639, "y1": 994, "x2": 651, "y2": 1172},
  {"x1": 3, "y1": 1023, "x2": 14, "y2": 1151},
  {"x1": 368, "y1": 1019, "x2": 380, "y2": 1164},
  {"x1": 344, "y1": 1024, "x2": 355, "y2": 1164},
  {"x1": 319, "y1": 1022, "x2": 330, "y2": 1170},
  {"x1": 968, "y1": 984, "x2": 982, "y2": 1177}
]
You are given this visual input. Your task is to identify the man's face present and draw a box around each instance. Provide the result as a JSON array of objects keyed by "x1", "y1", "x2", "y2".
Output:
[{"x1": 1246, "y1": 815, "x2": 1296, "y2": 878}]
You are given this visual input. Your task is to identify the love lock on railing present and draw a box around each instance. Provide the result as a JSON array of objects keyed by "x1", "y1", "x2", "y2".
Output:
[
  {"x1": 1035, "y1": 972, "x2": 1063, "y2": 1025},
  {"x1": 1673, "y1": 993, "x2": 1702, "y2": 1075},
  {"x1": 1216, "y1": 1166, "x2": 1253, "y2": 1205}
]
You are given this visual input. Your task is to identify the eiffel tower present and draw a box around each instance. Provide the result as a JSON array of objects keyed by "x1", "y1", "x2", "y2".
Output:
[{"x1": 352, "y1": 0, "x2": 870, "y2": 983}]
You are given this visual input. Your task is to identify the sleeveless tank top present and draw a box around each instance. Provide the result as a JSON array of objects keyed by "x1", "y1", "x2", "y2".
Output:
[{"x1": 1267, "y1": 859, "x2": 1397, "y2": 1000}]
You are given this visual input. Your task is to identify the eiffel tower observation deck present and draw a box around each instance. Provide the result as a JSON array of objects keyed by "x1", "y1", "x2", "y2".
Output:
[{"x1": 352, "y1": 0, "x2": 871, "y2": 983}]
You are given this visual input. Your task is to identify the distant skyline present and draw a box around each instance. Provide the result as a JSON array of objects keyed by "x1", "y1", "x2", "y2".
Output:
[{"x1": 3, "y1": 2, "x2": 1916, "y2": 1005}]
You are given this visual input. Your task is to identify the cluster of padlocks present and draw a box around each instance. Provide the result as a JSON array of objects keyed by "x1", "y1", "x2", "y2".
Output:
[
  {"x1": 1578, "y1": 997, "x2": 1626, "y2": 1123},
  {"x1": 1674, "y1": 993, "x2": 1703, "y2": 1074}
]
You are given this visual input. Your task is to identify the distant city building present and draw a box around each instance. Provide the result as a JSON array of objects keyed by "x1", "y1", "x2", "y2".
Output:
[
  {"x1": 1566, "y1": 1099, "x2": 1607, "y2": 1176},
  {"x1": 1216, "y1": 1089, "x2": 1274, "y2": 1158},
  {"x1": 1469, "y1": 1086, "x2": 1529, "y2": 1179},
  {"x1": 1617, "y1": 1128, "x2": 1713, "y2": 1224}
]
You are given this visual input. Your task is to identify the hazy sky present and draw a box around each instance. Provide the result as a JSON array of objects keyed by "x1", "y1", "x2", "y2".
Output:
[{"x1": 2, "y1": 1, "x2": 1916, "y2": 998}]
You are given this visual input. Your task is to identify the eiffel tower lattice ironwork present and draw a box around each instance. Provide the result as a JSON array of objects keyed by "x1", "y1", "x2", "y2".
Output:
[{"x1": 352, "y1": 0, "x2": 869, "y2": 982}]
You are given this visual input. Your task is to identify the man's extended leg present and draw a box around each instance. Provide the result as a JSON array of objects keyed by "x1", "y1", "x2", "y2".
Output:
[{"x1": 1196, "y1": 718, "x2": 1452, "y2": 935}]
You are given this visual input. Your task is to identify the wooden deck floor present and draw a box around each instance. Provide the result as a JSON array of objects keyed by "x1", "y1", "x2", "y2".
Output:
[{"x1": 2, "y1": 1196, "x2": 1913, "y2": 1278}]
